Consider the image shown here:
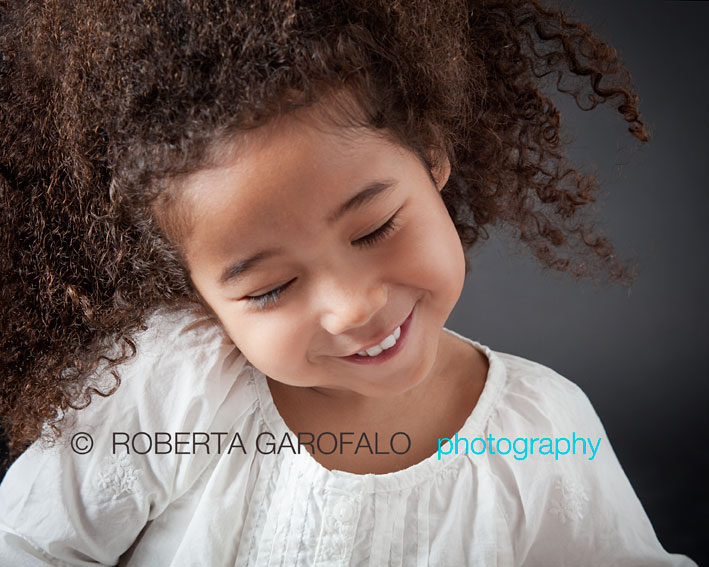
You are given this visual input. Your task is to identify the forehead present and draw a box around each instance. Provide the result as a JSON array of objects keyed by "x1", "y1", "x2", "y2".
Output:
[
  {"x1": 188, "y1": 118, "x2": 403, "y2": 210},
  {"x1": 178, "y1": 114, "x2": 411, "y2": 257}
]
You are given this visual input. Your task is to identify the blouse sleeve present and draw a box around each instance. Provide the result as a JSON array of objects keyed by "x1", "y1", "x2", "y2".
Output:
[
  {"x1": 0, "y1": 306, "x2": 249, "y2": 566},
  {"x1": 488, "y1": 354, "x2": 698, "y2": 567}
]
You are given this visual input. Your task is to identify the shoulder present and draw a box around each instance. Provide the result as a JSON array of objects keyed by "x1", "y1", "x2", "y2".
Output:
[
  {"x1": 444, "y1": 330, "x2": 596, "y2": 435},
  {"x1": 70, "y1": 303, "x2": 255, "y2": 435},
  {"x1": 489, "y1": 348, "x2": 601, "y2": 436},
  {"x1": 496, "y1": 349, "x2": 588, "y2": 402},
  {"x1": 0, "y1": 305, "x2": 254, "y2": 564},
  {"x1": 476, "y1": 347, "x2": 695, "y2": 566},
  {"x1": 12, "y1": 302, "x2": 260, "y2": 507},
  {"x1": 0, "y1": 304, "x2": 260, "y2": 564}
]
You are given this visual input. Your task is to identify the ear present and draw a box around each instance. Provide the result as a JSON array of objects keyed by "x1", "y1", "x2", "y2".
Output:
[{"x1": 431, "y1": 152, "x2": 451, "y2": 193}]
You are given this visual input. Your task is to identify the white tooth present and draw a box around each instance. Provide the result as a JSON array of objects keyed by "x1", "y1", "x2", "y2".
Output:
[
  {"x1": 365, "y1": 344, "x2": 383, "y2": 356},
  {"x1": 380, "y1": 334, "x2": 396, "y2": 350},
  {"x1": 355, "y1": 327, "x2": 402, "y2": 357}
]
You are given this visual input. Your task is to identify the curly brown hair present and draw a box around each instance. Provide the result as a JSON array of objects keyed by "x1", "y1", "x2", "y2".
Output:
[{"x1": 0, "y1": 0, "x2": 647, "y2": 459}]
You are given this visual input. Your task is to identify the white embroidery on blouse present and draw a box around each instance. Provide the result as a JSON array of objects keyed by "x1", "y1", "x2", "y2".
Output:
[
  {"x1": 317, "y1": 497, "x2": 357, "y2": 563},
  {"x1": 319, "y1": 522, "x2": 346, "y2": 562},
  {"x1": 97, "y1": 453, "x2": 141, "y2": 500},
  {"x1": 547, "y1": 477, "x2": 589, "y2": 524}
]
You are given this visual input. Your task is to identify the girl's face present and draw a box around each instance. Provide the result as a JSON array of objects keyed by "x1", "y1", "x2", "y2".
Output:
[{"x1": 181, "y1": 111, "x2": 466, "y2": 400}]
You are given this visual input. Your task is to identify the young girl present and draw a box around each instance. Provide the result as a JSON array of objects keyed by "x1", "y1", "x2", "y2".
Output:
[{"x1": 0, "y1": 0, "x2": 698, "y2": 565}]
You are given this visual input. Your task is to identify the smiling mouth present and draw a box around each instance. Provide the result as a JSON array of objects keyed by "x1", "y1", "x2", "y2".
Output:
[{"x1": 338, "y1": 306, "x2": 415, "y2": 364}]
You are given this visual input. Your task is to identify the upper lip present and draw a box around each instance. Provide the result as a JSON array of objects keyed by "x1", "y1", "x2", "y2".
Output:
[{"x1": 341, "y1": 309, "x2": 410, "y2": 357}]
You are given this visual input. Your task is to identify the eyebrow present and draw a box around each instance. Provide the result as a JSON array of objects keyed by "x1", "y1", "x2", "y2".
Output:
[{"x1": 219, "y1": 180, "x2": 396, "y2": 286}]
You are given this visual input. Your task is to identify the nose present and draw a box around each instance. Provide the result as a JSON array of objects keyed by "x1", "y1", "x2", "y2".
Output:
[{"x1": 318, "y1": 273, "x2": 389, "y2": 336}]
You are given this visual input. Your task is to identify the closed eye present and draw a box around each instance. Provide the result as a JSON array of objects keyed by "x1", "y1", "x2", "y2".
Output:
[
  {"x1": 246, "y1": 279, "x2": 295, "y2": 310},
  {"x1": 353, "y1": 212, "x2": 398, "y2": 247}
]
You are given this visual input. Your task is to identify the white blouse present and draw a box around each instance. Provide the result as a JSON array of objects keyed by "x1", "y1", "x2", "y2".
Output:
[{"x1": 0, "y1": 305, "x2": 697, "y2": 566}]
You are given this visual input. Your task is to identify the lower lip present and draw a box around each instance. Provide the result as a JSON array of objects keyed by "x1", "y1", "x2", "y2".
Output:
[{"x1": 339, "y1": 306, "x2": 415, "y2": 365}]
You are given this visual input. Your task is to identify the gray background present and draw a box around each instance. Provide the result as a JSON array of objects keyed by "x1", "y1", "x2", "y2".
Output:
[{"x1": 447, "y1": 0, "x2": 708, "y2": 562}]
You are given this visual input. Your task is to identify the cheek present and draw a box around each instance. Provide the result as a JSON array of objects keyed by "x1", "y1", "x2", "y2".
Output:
[
  {"x1": 220, "y1": 311, "x2": 312, "y2": 374},
  {"x1": 399, "y1": 205, "x2": 466, "y2": 299},
  {"x1": 441, "y1": 219, "x2": 467, "y2": 290}
]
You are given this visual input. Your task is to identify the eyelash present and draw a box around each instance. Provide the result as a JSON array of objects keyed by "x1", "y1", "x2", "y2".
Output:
[
  {"x1": 245, "y1": 213, "x2": 399, "y2": 310},
  {"x1": 353, "y1": 213, "x2": 398, "y2": 248}
]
